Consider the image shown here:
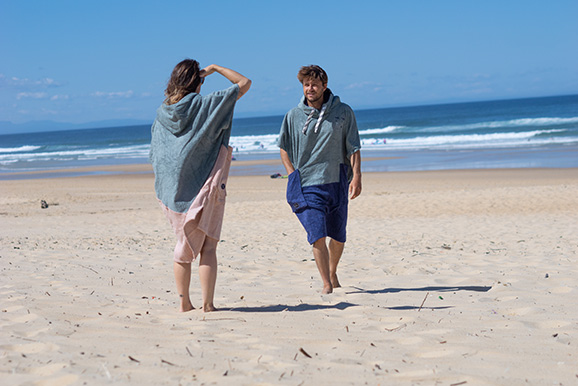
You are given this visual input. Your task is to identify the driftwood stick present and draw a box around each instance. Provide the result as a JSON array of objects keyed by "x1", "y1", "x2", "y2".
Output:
[{"x1": 418, "y1": 292, "x2": 429, "y2": 311}]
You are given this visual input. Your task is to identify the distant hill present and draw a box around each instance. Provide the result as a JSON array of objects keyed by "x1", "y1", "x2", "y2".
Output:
[{"x1": 0, "y1": 119, "x2": 152, "y2": 135}]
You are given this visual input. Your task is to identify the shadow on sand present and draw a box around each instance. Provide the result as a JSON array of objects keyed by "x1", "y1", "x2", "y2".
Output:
[
  {"x1": 384, "y1": 305, "x2": 454, "y2": 311},
  {"x1": 224, "y1": 301, "x2": 358, "y2": 313},
  {"x1": 219, "y1": 287, "x2": 491, "y2": 313},
  {"x1": 345, "y1": 285, "x2": 492, "y2": 311},
  {"x1": 346, "y1": 285, "x2": 492, "y2": 295}
]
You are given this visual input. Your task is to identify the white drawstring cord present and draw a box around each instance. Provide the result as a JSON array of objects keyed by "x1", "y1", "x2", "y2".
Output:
[{"x1": 302, "y1": 103, "x2": 327, "y2": 135}]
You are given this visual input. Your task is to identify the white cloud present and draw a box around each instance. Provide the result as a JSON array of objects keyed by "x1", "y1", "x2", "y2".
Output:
[
  {"x1": 92, "y1": 90, "x2": 134, "y2": 98},
  {"x1": 50, "y1": 94, "x2": 70, "y2": 101},
  {"x1": 1, "y1": 74, "x2": 62, "y2": 88},
  {"x1": 17, "y1": 92, "x2": 49, "y2": 100},
  {"x1": 345, "y1": 81, "x2": 377, "y2": 90}
]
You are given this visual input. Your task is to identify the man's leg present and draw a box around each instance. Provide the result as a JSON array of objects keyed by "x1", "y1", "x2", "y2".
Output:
[
  {"x1": 328, "y1": 239, "x2": 344, "y2": 288},
  {"x1": 174, "y1": 262, "x2": 194, "y2": 312},
  {"x1": 199, "y1": 237, "x2": 219, "y2": 312},
  {"x1": 312, "y1": 237, "x2": 333, "y2": 294}
]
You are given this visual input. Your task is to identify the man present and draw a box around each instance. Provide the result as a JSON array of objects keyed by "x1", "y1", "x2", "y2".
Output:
[{"x1": 278, "y1": 65, "x2": 362, "y2": 294}]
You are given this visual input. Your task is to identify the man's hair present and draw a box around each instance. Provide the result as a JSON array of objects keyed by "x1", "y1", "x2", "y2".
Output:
[
  {"x1": 297, "y1": 65, "x2": 328, "y2": 85},
  {"x1": 164, "y1": 59, "x2": 202, "y2": 105}
]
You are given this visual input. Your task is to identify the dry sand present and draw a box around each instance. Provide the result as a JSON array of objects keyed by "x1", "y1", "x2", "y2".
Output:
[{"x1": 1, "y1": 166, "x2": 577, "y2": 385}]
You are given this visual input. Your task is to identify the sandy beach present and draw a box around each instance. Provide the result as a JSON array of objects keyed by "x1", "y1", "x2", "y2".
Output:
[{"x1": 1, "y1": 165, "x2": 577, "y2": 385}]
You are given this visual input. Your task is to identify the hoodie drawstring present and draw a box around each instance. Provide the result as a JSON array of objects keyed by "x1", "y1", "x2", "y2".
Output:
[{"x1": 302, "y1": 103, "x2": 327, "y2": 135}]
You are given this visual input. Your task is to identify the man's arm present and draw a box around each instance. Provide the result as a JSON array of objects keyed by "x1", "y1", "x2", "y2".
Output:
[
  {"x1": 200, "y1": 64, "x2": 252, "y2": 99},
  {"x1": 349, "y1": 150, "x2": 362, "y2": 199},
  {"x1": 280, "y1": 149, "x2": 295, "y2": 175}
]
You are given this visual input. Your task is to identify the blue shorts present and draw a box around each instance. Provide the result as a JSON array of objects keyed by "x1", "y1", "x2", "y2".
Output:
[{"x1": 286, "y1": 165, "x2": 349, "y2": 244}]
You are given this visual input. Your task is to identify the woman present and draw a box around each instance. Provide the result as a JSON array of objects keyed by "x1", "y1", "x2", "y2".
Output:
[{"x1": 150, "y1": 59, "x2": 251, "y2": 312}]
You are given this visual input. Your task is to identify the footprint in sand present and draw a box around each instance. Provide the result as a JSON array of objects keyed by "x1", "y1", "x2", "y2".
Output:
[
  {"x1": 29, "y1": 363, "x2": 68, "y2": 376},
  {"x1": 433, "y1": 277, "x2": 469, "y2": 286},
  {"x1": 5, "y1": 341, "x2": 59, "y2": 354},
  {"x1": 416, "y1": 328, "x2": 453, "y2": 336},
  {"x1": 392, "y1": 369, "x2": 436, "y2": 379},
  {"x1": 521, "y1": 319, "x2": 572, "y2": 330},
  {"x1": 2, "y1": 295, "x2": 27, "y2": 303},
  {"x1": 507, "y1": 306, "x2": 539, "y2": 316},
  {"x1": 493, "y1": 295, "x2": 519, "y2": 302},
  {"x1": 550, "y1": 286, "x2": 573, "y2": 294},
  {"x1": 536, "y1": 320, "x2": 572, "y2": 329},
  {"x1": 21, "y1": 327, "x2": 51, "y2": 338},
  {"x1": 416, "y1": 349, "x2": 454, "y2": 358},
  {"x1": 1, "y1": 305, "x2": 24, "y2": 314},
  {"x1": 395, "y1": 336, "x2": 423, "y2": 345},
  {"x1": 10, "y1": 312, "x2": 39, "y2": 324},
  {"x1": 35, "y1": 374, "x2": 78, "y2": 386}
]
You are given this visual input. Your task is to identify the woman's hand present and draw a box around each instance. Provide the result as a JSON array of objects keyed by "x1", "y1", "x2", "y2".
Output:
[
  {"x1": 200, "y1": 64, "x2": 251, "y2": 99},
  {"x1": 200, "y1": 64, "x2": 217, "y2": 78}
]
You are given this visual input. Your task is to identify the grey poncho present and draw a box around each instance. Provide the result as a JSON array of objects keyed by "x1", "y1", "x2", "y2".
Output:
[
  {"x1": 150, "y1": 84, "x2": 239, "y2": 213},
  {"x1": 277, "y1": 91, "x2": 361, "y2": 187}
]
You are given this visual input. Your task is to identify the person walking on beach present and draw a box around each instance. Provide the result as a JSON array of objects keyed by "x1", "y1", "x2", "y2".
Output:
[
  {"x1": 150, "y1": 59, "x2": 251, "y2": 312},
  {"x1": 278, "y1": 65, "x2": 361, "y2": 294}
]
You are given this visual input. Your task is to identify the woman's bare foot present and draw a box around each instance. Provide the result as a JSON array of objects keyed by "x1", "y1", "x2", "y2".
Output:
[
  {"x1": 178, "y1": 293, "x2": 195, "y2": 312},
  {"x1": 203, "y1": 303, "x2": 217, "y2": 312},
  {"x1": 179, "y1": 302, "x2": 194, "y2": 312}
]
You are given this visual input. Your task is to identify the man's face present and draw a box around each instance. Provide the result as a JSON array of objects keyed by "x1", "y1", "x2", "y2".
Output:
[{"x1": 302, "y1": 77, "x2": 327, "y2": 107}]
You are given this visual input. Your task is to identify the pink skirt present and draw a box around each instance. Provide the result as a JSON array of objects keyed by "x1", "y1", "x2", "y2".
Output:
[{"x1": 159, "y1": 145, "x2": 233, "y2": 263}]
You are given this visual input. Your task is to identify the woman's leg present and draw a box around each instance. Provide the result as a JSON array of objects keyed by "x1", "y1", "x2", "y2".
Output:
[
  {"x1": 174, "y1": 262, "x2": 194, "y2": 312},
  {"x1": 199, "y1": 237, "x2": 219, "y2": 312}
]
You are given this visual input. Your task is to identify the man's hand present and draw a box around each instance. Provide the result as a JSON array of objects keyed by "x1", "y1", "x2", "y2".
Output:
[
  {"x1": 349, "y1": 150, "x2": 362, "y2": 200},
  {"x1": 349, "y1": 174, "x2": 362, "y2": 200}
]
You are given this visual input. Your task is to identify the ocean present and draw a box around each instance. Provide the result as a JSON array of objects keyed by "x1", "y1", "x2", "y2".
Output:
[{"x1": 1, "y1": 94, "x2": 577, "y2": 179}]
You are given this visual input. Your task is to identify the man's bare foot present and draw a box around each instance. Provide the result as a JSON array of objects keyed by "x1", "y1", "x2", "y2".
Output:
[
  {"x1": 203, "y1": 303, "x2": 217, "y2": 312},
  {"x1": 331, "y1": 274, "x2": 341, "y2": 288},
  {"x1": 322, "y1": 285, "x2": 333, "y2": 294}
]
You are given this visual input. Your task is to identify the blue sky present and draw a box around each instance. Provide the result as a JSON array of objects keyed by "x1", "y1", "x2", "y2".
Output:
[{"x1": 1, "y1": 0, "x2": 577, "y2": 128}]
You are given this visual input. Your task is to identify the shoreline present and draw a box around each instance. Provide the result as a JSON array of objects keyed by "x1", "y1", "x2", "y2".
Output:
[
  {"x1": 3, "y1": 166, "x2": 577, "y2": 188},
  {"x1": 2, "y1": 162, "x2": 578, "y2": 181},
  {"x1": 0, "y1": 155, "x2": 401, "y2": 180},
  {"x1": 2, "y1": 144, "x2": 578, "y2": 180}
]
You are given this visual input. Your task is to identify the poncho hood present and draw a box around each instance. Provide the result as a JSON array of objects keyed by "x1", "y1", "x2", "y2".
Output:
[
  {"x1": 150, "y1": 84, "x2": 239, "y2": 213},
  {"x1": 155, "y1": 93, "x2": 202, "y2": 136},
  {"x1": 296, "y1": 90, "x2": 340, "y2": 135},
  {"x1": 297, "y1": 89, "x2": 338, "y2": 114}
]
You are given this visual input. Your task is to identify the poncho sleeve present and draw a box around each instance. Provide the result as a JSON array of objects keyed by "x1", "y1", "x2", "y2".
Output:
[
  {"x1": 344, "y1": 106, "x2": 361, "y2": 156},
  {"x1": 277, "y1": 112, "x2": 293, "y2": 154}
]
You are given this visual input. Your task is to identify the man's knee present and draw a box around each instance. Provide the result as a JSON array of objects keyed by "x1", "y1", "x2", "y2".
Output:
[
  {"x1": 312, "y1": 237, "x2": 327, "y2": 248},
  {"x1": 329, "y1": 238, "x2": 344, "y2": 246}
]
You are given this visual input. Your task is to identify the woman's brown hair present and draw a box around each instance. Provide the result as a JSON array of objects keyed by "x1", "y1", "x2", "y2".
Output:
[{"x1": 164, "y1": 59, "x2": 202, "y2": 105}]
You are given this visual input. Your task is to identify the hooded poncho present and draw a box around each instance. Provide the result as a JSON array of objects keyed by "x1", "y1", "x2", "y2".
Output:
[
  {"x1": 150, "y1": 84, "x2": 239, "y2": 213},
  {"x1": 277, "y1": 90, "x2": 361, "y2": 187}
]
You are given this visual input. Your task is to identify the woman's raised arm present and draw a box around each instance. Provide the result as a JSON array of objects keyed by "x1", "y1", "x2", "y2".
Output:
[{"x1": 200, "y1": 64, "x2": 251, "y2": 99}]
